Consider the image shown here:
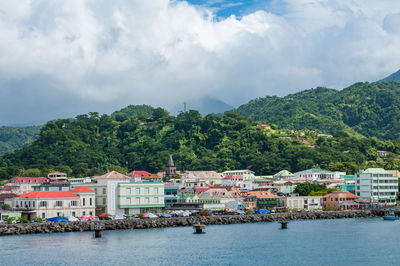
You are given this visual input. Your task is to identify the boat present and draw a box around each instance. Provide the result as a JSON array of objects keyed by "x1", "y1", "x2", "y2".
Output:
[{"x1": 383, "y1": 212, "x2": 399, "y2": 221}]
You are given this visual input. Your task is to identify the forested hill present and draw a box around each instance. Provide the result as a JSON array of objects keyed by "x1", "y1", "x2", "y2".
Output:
[
  {"x1": 379, "y1": 69, "x2": 400, "y2": 83},
  {"x1": 1, "y1": 108, "x2": 400, "y2": 179},
  {"x1": 0, "y1": 126, "x2": 40, "y2": 155},
  {"x1": 236, "y1": 82, "x2": 400, "y2": 139}
]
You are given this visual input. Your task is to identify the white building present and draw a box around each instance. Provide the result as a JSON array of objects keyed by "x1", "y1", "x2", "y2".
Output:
[
  {"x1": 222, "y1": 170, "x2": 255, "y2": 180},
  {"x1": 221, "y1": 175, "x2": 253, "y2": 190},
  {"x1": 294, "y1": 169, "x2": 346, "y2": 181},
  {"x1": 7, "y1": 186, "x2": 95, "y2": 219},
  {"x1": 281, "y1": 196, "x2": 323, "y2": 211},
  {"x1": 355, "y1": 168, "x2": 398, "y2": 206},
  {"x1": 107, "y1": 180, "x2": 165, "y2": 215}
]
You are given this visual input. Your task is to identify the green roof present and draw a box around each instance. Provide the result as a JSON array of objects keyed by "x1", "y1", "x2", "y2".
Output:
[
  {"x1": 295, "y1": 168, "x2": 333, "y2": 174},
  {"x1": 362, "y1": 168, "x2": 388, "y2": 174},
  {"x1": 273, "y1": 170, "x2": 294, "y2": 177}
]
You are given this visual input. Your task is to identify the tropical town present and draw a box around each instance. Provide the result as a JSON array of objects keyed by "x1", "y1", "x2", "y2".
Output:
[{"x1": 0, "y1": 155, "x2": 397, "y2": 223}]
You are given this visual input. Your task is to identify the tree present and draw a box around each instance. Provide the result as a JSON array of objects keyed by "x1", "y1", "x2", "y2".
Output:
[{"x1": 1, "y1": 204, "x2": 11, "y2": 211}]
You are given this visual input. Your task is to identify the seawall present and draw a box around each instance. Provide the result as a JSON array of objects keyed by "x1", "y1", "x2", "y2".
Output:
[{"x1": 0, "y1": 210, "x2": 384, "y2": 236}]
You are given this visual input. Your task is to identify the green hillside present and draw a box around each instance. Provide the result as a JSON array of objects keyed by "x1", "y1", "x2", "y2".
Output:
[
  {"x1": 0, "y1": 126, "x2": 40, "y2": 155},
  {"x1": 1, "y1": 107, "x2": 400, "y2": 179},
  {"x1": 379, "y1": 69, "x2": 400, "y2": 83},
  {"x1": 236, "y1": 82, "x2": 400, "y2": 139}
]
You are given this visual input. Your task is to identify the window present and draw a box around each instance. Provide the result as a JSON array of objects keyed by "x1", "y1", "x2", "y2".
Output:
[
  {"x1": 127, "y1": 198, "x2": 131, "y2": 205},
  {"x1": 103, "y1": 188, "x2": 106, "y2": 194},
  {"x1": 82, "y1": 211, "x2": 86, "y2": 216},
  {"x1": 145, "y1": 197, "x2": 150, "y2": 204},
  {"x1": 83, "y1": 198, "x2": 86, "y2": 206},
  {"x1": 135, "y1": 188, "x2": 140, "y2": 194},
  {"x1": 32, "y1": 201, "x2": 35, "y2": 208},
  {"x1": 154, "y1": 188, "x2": 158, "y2": 194},
  {"x1": 40, "y1": 201, "x2": 47, "y2": 207},
  {"x1": 42, "y1": 213, "x2": 46, "y2": 218},
  {"x1": 94, "y1": 188, "x2": 97, "y2": 194},
  {"x1": 90, "y1": 211, "x2": 93, "y2": 215},
  {"x1": 72, "y1": 211, "x2": 76, "y2": 217},
  {"x1": 145, "y1": 188, "x2": 150, "y2": 194},
  {"x1": 126, "y1": 188, "x2": 131, "y2": 194},
  {"x1": 57, "y1": 212, "x2": 61, "y2": 217},
  {"x1": 55, "y1": 201, "x2": 63, "y2": 207},
  {"x1": 90, "y1": 197, "x2": 92, "y2": 206},
  {"x1": 136, "y1": 198, "x2": 140, "y2": 204},
  {"x1": 103, "y1": 198, "x2": 106, "y2": 205},
  {"x1": 71, "y1": 201, "x2": 78, "y2": 206}
]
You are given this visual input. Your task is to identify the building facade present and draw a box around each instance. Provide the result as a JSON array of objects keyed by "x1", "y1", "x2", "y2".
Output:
[
  {"x1": 281, "y1": 196, "x2": 322, "y2": 211},
  {"x1": 8, "y1": 187, "x2": 95, "y2": 219},
  {"x1": 355, "y1": 168, "x2": 398, "y2": 206}
]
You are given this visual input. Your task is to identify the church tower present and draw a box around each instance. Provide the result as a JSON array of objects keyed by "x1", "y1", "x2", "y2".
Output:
[{"x1": 164, "y1": 155, "x2": 176, "y2": 182}]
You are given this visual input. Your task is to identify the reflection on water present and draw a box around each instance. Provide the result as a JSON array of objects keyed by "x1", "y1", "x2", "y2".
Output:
[{"x1": 0, "y1": 218, "x2": 399, "y2": 265}]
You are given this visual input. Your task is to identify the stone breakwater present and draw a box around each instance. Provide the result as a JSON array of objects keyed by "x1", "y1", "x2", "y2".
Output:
[{"x1": 0, "y1": 210, "x2": 384, "y2": 236}]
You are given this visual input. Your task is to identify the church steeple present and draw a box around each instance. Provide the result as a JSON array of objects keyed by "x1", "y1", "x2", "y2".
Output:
[{"x1": 164, "y1": 155, "x2": 176, "y2": 182}]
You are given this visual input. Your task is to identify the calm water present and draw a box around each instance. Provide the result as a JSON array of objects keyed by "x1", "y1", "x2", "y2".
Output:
[{"x1": 0, "y1": 218, "x2": 399, "y2": 265}]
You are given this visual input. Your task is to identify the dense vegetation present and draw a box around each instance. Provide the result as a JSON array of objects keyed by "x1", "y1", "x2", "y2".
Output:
[
  {"x1": 236, "y1": 82, "x2": 400, "y2": 139},
  {"x1": 293, "y1": 183, "x2": 335, "y2": 196},
  {"x1": 1, "y1": 105, "x2": 400, "y2": 179},
  {"x1": 0, "y1": 126, "x2": 40, "y2": 155}
]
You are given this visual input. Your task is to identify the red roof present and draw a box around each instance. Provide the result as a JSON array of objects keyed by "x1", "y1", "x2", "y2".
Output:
[
  {"x1": 223, "y1": 175, "x2": 244, "y2": 180},
  {"x1": 71, "y1": 186, "x2": 95, "y2": 193},
  {"x1": 19, "y1": 191, "x2": 79, "y2": 198},
  {"x1": 10, "y1": 177, "x2": 49, "y2": 183},
  {"x1": 2, "y1": 186, "x2": 17, "y2": 191},
  {"x1": 126, "y1": 170, "x2": 159, "y2": 179},
  {"x1": 323, "y1": 191, "x2": 359, "y2": 198}
]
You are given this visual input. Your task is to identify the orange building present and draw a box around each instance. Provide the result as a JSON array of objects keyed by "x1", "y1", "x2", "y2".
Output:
[{"x1": 322, "y1": 191, "x2": 360, "y2": 211}]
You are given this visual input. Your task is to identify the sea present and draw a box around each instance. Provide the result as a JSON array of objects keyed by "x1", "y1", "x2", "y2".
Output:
[{"x1": 0, "y1": 218, "x2": 399, "y2": 265}]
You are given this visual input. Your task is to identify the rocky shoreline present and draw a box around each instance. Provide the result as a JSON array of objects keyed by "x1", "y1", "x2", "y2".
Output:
[{"x1": 0, "y1": 210, "x2": 385, "y2": 236}]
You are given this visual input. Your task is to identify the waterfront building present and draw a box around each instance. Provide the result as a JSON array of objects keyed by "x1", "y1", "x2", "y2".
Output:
[
  {"x1": 281, "y1": 196, "x2": 322, "y2": 211},
  {"x1": 294, "y1": 169, "x2": 346, "y2": 181},
  {"x1": 198, "y1": 192, "x2": 225, "y2": 211},
  {"x1": 241, "y1": 190, "x2": 281, "y2": 209},
  {"x1": 33, "y1": 172, "x2": 71, "y2": 192},
  {"x1": 7, "y1": 186, "x2": 96, "y2": 219},
  {"x1": 322, "y1": 191, "x2": 360, "y2": 210},
  {"x1": 164, "y1": 184, "x2": 179, "y2": 206},
  {"x1": 107, "y1": 180, "x2": 165, "y2": 215},
  {"x1": 222, "y1": 170, "x2": 255, "y2": 180},
  {"x1": 221, "y1": 175, "x2": 253, "y2": 190},
  {"x1": 273, "y1": 170, "x2": 294, "y2": 180},
  {"x1": 355, "y1": 168, "x2": 398, "y2": 206},
  {"x1": 7, "y1": 177, "x2": 49, "y2": 195}
]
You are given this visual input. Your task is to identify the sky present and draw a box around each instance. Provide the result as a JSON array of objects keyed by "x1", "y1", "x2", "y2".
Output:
[{"x1": 1, "y1": 0, "x2": 400, "y2": 125}]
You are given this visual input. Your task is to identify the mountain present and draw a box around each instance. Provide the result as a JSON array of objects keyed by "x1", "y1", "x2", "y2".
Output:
[
  {"x1": 236, "y1": 82, "x2": 400, "y2": 140},
  {"x1": 170, "y1": 96, "x2": 234, "y2": 116},
  {"x1": 379, "y1": 69, "x2": 400, "y2": 83},
  {"x1": 1, "y1": 106, "x2": 399, "y2": 180},
  {"x1": 0, "y1": 126, "x2": 41, "y2": 155}
]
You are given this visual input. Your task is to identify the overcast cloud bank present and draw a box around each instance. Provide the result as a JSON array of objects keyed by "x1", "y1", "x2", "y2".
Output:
[{"x1": 1, "y1": 0, "x2": 400, "y2": 124}]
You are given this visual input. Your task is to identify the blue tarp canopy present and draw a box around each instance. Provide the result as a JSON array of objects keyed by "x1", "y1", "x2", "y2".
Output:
[
  {"x1": 254, "y1": 209, "x2": 271, "y2": 214},
  {"x1": 47, "y1": 217, "x2": 69, "y2": 222}
]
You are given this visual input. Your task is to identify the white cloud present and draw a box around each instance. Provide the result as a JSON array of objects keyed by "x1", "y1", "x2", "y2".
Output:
[{"x1": 0, "y1": 0, "x2": 400, "y2": 124}]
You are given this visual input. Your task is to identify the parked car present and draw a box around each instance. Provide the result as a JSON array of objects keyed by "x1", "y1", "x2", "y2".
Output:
[
  {"x1": 145, "y1": 213, "x2": 158, "y2": 219},
  {"x1": 112, "y1": 214, "x2": 125, "y2": 220},
  {"x1": 160, "y1": 213, "x2": 172, "y2": 218},
  {"x1": 130, "y1": 215, "x2": 139, "y2": 220},
  {"x1": 141, "y1": 214, "x2": 150, "y2": 219}
]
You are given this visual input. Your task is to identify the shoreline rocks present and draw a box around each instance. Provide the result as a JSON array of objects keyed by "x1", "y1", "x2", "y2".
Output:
[{"x1": 0, "y1": 210, "x2": 384, "y2": 237}]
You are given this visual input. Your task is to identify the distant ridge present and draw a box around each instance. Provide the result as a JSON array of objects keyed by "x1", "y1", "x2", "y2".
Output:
[
  {"x1": 170, "y1": 96, "x2": 234, "y2": 115},
  {"x1": 379, "y1": 69, "x2": 400, "y2": 83}
]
